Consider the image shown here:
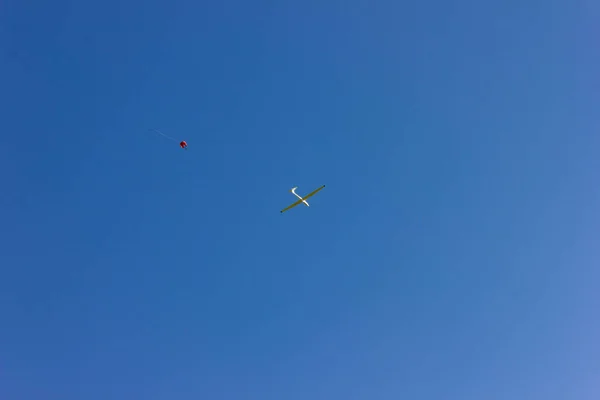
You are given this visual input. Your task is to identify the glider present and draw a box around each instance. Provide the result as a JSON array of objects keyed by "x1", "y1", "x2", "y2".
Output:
[{"x1": 280, "y1": 185, "x2": 325, "y2": 213}]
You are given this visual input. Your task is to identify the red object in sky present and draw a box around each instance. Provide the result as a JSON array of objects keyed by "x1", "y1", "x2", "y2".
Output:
[{"x1": 180, "y1": 141, "x2": 188, "y2": 149}]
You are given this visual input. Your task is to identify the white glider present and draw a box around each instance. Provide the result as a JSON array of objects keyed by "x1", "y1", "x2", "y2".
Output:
[{"x1": 280, "y1": 185, "x2": 326, "y2": 213}]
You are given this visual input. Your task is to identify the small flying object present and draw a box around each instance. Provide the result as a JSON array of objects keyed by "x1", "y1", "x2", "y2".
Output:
[
  {"x1": 280, "y1": 185, "x2": 326, "y2": 213},
  {"x1": 149, "y1": 129, "x2": 188, "y2": 150}
]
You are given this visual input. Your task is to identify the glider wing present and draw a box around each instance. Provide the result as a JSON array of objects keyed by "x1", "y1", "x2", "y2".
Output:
[
  {"x1": 302, "y1": 185, "x2": 326, "y2": 200},
  {"x1": 280, "y1": 199, "x2": 303, "y2": 213}
]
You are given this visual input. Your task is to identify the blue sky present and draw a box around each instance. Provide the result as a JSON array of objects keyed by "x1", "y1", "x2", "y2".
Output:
[{"x1": 1, "y1": 0, "x2": 599, "y2": 399}]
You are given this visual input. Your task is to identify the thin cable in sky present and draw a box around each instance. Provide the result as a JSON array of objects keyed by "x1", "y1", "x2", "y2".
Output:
[{"x1": 149, "y1": 128, "x2": 177, "y2": 142}]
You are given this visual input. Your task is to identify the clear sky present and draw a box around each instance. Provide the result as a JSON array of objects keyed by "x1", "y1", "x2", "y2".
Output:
[{"x1": 1, "y1": 0, "x2": 599, "y2": 399}]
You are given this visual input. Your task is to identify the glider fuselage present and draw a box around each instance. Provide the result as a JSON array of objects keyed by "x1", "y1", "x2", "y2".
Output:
[{"x1": 291, "y1": 187, "x2": 310, "y2": 206}]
